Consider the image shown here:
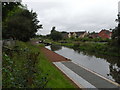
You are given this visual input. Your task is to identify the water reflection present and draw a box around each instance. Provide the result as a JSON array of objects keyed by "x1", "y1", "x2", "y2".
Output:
[
  {"x1": 50, "y1": 45, "x2": 62, "y2": 51},
  {"x1": 109, "y1": 64, "x2": 120, "y2": 84},
  {"x1": 46, "y1": 45, "x2": 120, "y2": 84},
  {"x1": 73, "y1": 48, "x2": 120, "y2": 84}
]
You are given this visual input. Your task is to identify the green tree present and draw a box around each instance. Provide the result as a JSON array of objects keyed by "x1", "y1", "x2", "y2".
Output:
[
  {"x1": 50, "y1": 28, "x2": 62, "y2": 41},
  {"x1": 112, "y1": 14, "x2": 120, "y2": 46},
  {"x1": 3, "y1": 5, "x2": 42, "y2": 41},
  {"x1": 2, "y1": 2, "x2": 21, "y2": 21},
  {"x1": 51, "y1": 26, "x2": 56, "y2": 33}
]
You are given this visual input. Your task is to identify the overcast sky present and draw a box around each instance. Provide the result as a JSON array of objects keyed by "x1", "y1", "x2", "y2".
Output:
[{"x1": 22, "y1": 0, "x2": 119, "y2": 35}]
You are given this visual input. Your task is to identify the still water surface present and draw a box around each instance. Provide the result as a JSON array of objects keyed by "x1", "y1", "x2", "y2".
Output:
[{"x1": 45, "y1": 45, "x2": 120, "y2": 84}]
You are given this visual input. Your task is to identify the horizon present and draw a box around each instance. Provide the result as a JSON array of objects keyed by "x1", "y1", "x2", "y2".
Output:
[{"x1": 22, "y1": 0, "x2": 119, "y2": 35}]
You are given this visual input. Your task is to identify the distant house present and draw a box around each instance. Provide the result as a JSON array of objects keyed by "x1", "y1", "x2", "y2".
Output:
[
  {"x1": 76, "y1": 31, "x2": 88, "y2": 38},
  {"x1": 68, "y1": 32, "x2": 76, "y2": 38},
  {"x1": 68, "y1": 31, "x2": 87, "y2": 38},
  {"x1": 98, "y1": 29, "x2": 112, "y2": 39},
  {"x1": 89, "y1": 33, "x2": 99, "y2": 38}
]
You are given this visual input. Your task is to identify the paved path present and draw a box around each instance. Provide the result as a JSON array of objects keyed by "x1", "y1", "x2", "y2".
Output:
[
  {"x1": 36, "y1": 45, "x2": 120, "y2": 89},
  {"x1": 53, "y1": 61, "x2": 120, "y2": 89}
]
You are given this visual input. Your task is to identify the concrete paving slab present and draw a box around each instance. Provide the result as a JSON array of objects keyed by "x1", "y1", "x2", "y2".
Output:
[
  {"x1": 61, "y1": 61, "x2": 120, "y2": 89},
  {"x1": 53, "y1": 62, "x2": 97, "y2": 88}
]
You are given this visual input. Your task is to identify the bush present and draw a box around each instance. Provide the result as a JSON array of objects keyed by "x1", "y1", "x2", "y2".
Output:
[
  {"x1": 73, "y1": 42, "x2": 80, "y2": 47},
  {"x1": 2, "y1": 41, "x2": 48, "y2": 88},
  {"x1": 50, "y1": 31, "x2": 62, "y2": 41}
]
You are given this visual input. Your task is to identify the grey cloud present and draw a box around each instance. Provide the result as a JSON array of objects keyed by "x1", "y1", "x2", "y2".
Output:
[{"x1": 22, "y1": 0, "x2": 119, "y2": 35}]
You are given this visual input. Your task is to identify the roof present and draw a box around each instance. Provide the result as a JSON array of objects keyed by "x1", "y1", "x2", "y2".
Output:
[
  {"x1": 75, "y1": 31, "x2": 86, "y2": 36},
  {"x1": 99, "y1": 30, "x2": 111, "y2": 33},
  {"x1": 98, "y1": 29, "x2": 112, "y2": 39}
]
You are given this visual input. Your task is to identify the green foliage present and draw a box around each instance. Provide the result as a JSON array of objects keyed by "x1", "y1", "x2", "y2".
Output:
[
  {"x1": 2, "y1": 2, "x2": 21, "y2": 21},
  {"x1": 70, "y1": 37, "x2": 110, "y2": 43},
  {"x1": 47, "y1": 37, "x2": 119, "y2": 57},
  {"x1": 52, "y1": 38, "x2": 120, "y2": 57},
  {"x1": 74, "y1": 37, "x2": 110, "y2": 42},
  {"x1": 2, "y1": 41, "x2": 48, "y2": 88},
  {"x1": 2, "y1": 41, "x2": 76, "y2": 88},
  {"x1": 2, "y1": 3, "x2": 42, "y2": 41},
  {"x1": 38, "y1": 50, "x2": 76, "y2": 88},
  {"x1": 51, "y1": 26, "x2": 56, "y2": 33},
  {"x1": 112, "y1": 27, "x2": 120, "y2": 46},
  {"x1": 50, "y1": 30, "x2": 62, "y2": 41},
  {"x1": 112, "y1": 15, "x2": 120, "y2": 46},
  {"x1": 73, "y1": 42, "x2": 80, "y2": 47},
  {"x1": 73, "y1": 42, "x2": 120, "y2": 57},
  {"x1": 69, "y1": 36, "x2": 76, "y2": 40},
  {"x1": 79, "y1": 37, "x2": 90, "y2": 42}
]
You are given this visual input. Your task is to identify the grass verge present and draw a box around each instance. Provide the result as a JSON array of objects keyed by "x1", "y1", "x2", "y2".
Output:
[
  {"x1": 37, "y1": 48, "x2": 77, "y2": 88},
  {"x1": 2, "y1": 40, "x2": 77, "y2": 88}
]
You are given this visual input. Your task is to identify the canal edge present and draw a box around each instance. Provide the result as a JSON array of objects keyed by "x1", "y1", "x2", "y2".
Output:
[
  {"x1": 53, "y1": 61, "x2": 99, "y2": 89},
  {"x1": 52, "y1": 61, "x2": 85, "y2": 89}
]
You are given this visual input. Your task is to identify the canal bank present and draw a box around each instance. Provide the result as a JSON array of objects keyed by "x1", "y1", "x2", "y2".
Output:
[
  {"x1": 45, "y1": 45, "x2": 120, "y2": 87},
  {"x1": 41, "y1": 45, "x2": 120, "y2": 88},
  {"x1": 31, "y1": 40, "x2": 79, "y2": 88},
  {"x1": 32, "y1": 40, "x2": 120, "y2": 88}
]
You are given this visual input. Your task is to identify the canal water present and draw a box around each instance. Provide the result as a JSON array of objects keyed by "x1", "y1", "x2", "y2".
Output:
[{"x1": 45, "y1": 45, "x2": 120, "y2": 84}]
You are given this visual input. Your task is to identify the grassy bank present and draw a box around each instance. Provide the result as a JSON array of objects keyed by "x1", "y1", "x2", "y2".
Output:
[
  {"x1": 2, "y1": 41, "x2": 76, "y2": 88},
  {"x1": 47, "y1": 39, "x2": 120, "y2": 57},
  {"x1": 73, "y1": 42, "x2": 120, "y2": 57},
  {"x1": 38, "y1": 48, "x2": 76, "y2": 88}
]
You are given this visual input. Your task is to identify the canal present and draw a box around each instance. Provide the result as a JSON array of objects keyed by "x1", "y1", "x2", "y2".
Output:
[{"x1": 45, "y1": 45, "x2": 120, "y2": 84}]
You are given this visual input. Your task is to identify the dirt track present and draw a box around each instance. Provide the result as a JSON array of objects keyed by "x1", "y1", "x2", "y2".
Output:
[{"x1": 41, "y1": 47, "x2": 70, "y2": 62}]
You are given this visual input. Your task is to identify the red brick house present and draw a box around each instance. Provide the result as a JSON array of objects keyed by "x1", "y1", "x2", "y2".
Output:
[
  {"x1": 98, "y1": 30, "x2": 112, "y2": 39},
  {"x1": 89, "y1": 33, "x2": 99, "y2": 38}
]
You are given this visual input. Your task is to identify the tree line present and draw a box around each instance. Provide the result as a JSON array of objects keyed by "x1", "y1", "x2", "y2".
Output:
[{"x1": 2, "y1": 2, "x2": 120, "y2": 46}]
